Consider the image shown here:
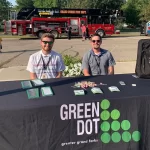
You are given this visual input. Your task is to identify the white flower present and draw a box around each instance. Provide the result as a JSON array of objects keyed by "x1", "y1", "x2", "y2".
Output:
[
  {"x1": 63, "y1": 61, "x2": 83, "y2": 77},
  {"x1": 73, "y1": 68, "x2": 77, "y2": 72},
  {"x1": 65, "y1": 66, "x2": 69, "y2": 71},
  {"x1": 66, "y1": 74, "x2": 69, "y2": 77},
  {"x1": 78, "y1": 63, "x2": 81, "y2": 67},
  {"x1": 75, "y1": 63, "x2": 79, "y2": 68},
  {"x1": 69, "y1": 69, "x2": 72, "y2": 73},
  {"x1": 70, "y1": 70, "x2": 74, "y2": 74},
  {"x1": 70, "y1": 63, "x2": 73, "y2": 68}
]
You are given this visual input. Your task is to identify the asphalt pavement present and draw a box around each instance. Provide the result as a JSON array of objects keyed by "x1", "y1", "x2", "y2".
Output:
[{"x1": 0, "y1": 35, "x2": 148, "y2": 81}]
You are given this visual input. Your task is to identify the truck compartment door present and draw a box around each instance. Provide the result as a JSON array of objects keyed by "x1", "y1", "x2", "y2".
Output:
[{"x1": 69, "y1": 19, "x2": 79, "y2": 35}]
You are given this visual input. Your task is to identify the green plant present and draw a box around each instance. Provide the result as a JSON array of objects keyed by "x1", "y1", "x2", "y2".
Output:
[
  {"x1": 62, "y1": 55, "x2": 83, "y2": 77},
  {"x1": 63, "y1": 55, "x2": 81, "y2": 66}
]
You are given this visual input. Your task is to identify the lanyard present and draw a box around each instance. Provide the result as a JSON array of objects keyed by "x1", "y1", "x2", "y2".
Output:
[
  {"x1": 94, "y1": 55, "x2": 101, "y2": 74},
  {"x1": 41, "y1": 55, "x2": 51, "y2": 70}
]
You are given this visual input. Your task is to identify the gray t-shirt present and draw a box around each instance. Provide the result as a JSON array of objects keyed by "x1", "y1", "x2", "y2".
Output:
[{"x1": 81, "y1": 49, "x2": 116, "y2": 75}]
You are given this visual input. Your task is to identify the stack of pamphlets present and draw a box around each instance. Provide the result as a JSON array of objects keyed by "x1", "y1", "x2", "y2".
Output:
[
  {"x1": 26, "y1": 88, "x2": 39, "y2": 99},
  {"x1": 108, "y1": 86, "x2": 120, "y2": 92},
  {"x1": 41, "y1": 86, "x2": 53, "y2": 96},
  {"x1": 74, "y1": 90, "x2": 85, "y2": 95},
  {"x1": 21, "y1": 81, "x2": 32, "y2": 89},
  {"x1": 32, "y1": 79, "x2": 45, "y2": 86},
  {"x1": 91, "y1": 87, "x2": 103, "y2": 94}
]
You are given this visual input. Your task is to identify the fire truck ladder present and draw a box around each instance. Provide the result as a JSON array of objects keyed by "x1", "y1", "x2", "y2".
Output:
[{"x1": 25, "y1": 9, "x2": 36, "y2": 20}]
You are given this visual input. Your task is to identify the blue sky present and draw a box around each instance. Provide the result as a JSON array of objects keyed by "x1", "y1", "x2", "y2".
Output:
[{"x1": 8, "y1": 0, "x2": 16, "y2": 6}]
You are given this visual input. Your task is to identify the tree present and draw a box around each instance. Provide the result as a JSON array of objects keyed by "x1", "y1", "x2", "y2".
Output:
[
  {"x1": 98, "y1": 0, "x2": 123, "y2": 10},
  {"x1": 0, "y1": 0, "x2": 12, "y2": 21},
  {"x1": 122, "y1": 0, "x2": 140, "y2": 25},
  {"x1": 33, "y1": 0, "x2": 57, "y2": 8},
  {"x1": 138, "y1": 0, "x2": 150, "y2": 22},
  {"x1": 64, "y1": 0, "x2": 91, "y2": 8},
  {"x1": 61, "y1": 0, "x2": 123, "y2": 9},
  {"x1": 16, "y1": 0, "x2": 34, "y2": 10}
]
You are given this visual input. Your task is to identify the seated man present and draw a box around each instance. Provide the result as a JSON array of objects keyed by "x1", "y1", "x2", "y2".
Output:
[
  {"x1": 26, "y1": 33, "x2": 65, "y2": 79},
  {"x1": 81, "y1": 33, "x2": 116, "y2": 76}
]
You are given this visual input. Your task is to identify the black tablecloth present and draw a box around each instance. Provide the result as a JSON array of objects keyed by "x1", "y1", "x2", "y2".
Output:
[{"x1": 0, "y1": 74, "x2": 150, "y2": 150}]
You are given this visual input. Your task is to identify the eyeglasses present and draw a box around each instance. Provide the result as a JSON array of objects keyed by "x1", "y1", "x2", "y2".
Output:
[
  {"x1": 42, "y1": 41, "x2": 53, "y2": 45},
  {"x1": 92, "y1": 40, "x2": 100, "y2": 43}
]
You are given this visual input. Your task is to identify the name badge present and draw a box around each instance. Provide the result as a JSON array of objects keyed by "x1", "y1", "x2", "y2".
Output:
[{"x1": 41, "y1": 74, "x2": 47, "y2": 79}]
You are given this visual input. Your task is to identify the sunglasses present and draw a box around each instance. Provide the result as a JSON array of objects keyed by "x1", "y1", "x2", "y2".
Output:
[
  {"x1": 42, "y1": 41, "x2": 53, "y2": 45},
  {"x1": 92, "y1": 40, "x2": 100, "y2": 43}
]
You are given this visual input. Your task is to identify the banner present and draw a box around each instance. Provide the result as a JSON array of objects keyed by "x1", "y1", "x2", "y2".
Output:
[{"x1": 59, "y1": 98, "x2": 142, "y2": 150}]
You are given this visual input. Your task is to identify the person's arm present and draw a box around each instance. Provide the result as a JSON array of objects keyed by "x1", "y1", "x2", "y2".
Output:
[
  {"x1": 81, "y1": 53, "x2": 91, "y2": 76},
  {"x1": 56, "y1": 71, "x2": 63, "y2": 78},
  {"x1": 56, "y1": 54, "x2": 65, "y2": 78},
  {"x1": 83, "y1": 69, "x2": 90, "y2": 76},
  {"x1": 30, "y1": 72, "x2": 37, "y2": 79},
  {"x1": 26, "y1": 56, "x2": 37, "y2": 79},
  {"x1": 108, "y1": 52, "x2": 116, "y2": 75},
  {"x1": 108, "y1": 66, "x2": 114, "y2": 75}
]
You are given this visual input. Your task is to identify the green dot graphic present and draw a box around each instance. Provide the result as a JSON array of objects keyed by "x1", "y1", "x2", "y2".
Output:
[
  {"x1": 122, "y1": 131, "x2": 131, "y2": 142},
  {"x1": 101, "y1": 121, "x2": 110, "y2": 132},
  {"x1": 132, "y1": 131, "x2": 141, "y2": 142},
  {"x1": 101, "y1": 99, "x2": 110, "y2": 110},
  {"x1": 121, "y1": 120, "x2": 131, "y2": 130},
  {"x1": 100, "y1": 110, "x2": 110, "y2": 120},
  {"x1": 101, "y1": 133, "x2": 111, "y2": 143},
  {"x1": 111, "y1": 132, "x2": 121, "y2": 143},
  {"x1": 111, "y1": 109, "x2": 120, "y2": 120},
  {"x1": 111, "y1": 121, "x2": 120, "y2": 131}
]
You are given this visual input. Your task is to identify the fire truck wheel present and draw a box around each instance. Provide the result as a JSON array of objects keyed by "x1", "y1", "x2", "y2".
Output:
[
  {"x1": 50, "y1": 30, "x2": 59, "y2": 39},
  {"x1": 96, "y1": 29, "x2": 105, "y2": 37}
]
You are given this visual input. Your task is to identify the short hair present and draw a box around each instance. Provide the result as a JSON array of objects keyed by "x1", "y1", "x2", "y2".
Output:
[
  {"x1": 91, "y1": 33, "x2": 102, "y2": 41},
  {"x1": 41, "y1": 33, "x2": 55, "y2": 41}
]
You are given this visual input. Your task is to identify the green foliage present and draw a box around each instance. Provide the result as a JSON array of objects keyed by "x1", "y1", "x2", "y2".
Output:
[
  {"x1": 15, "y1": 0, "x2": 123, "y2": 11},
  {"x1": 15, "y1": 0, "x2": 58, "y2": 9},
  {"x1": 99, "y1": 0, "x2": 123, "y2": 10},
  {"x1": 121, "y1": 0, "x2": 150, "y2": 26},
  {"x1": 61, "y1": 0, "x2": 123, "y2": 9},
  {"x1": 0, "y1": 0, "x2": 12, "y2": 21},
  {"x1": 16, "y1": 0, "x2": 34, "y2": 10},
  {"x1": 62, "y1": 0, "x2": 92, "y2": 9},
  {"x1": 34, "y1": 0, "x2": 57, "y2": 8},
  {"x1": 139, "y1": 1, "x2": 150, "y2": 22},
  {"x1": 63, "y1": 55, "x2": 82, "y2": 66},
  {"x1": 62, "y1": 55, "x2": 83, "y2": 77},
  {"x1": 122, "y1": 0, "x2": 140, "y2": 26}
]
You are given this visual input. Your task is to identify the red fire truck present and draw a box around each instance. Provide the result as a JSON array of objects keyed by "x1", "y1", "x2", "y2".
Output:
[
  {"x1": 4, "y1": 20, "x2": 31, "y2": 35},
  {"x1": 4, "y1": 8, "x2": 121, "y2": 38}
]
